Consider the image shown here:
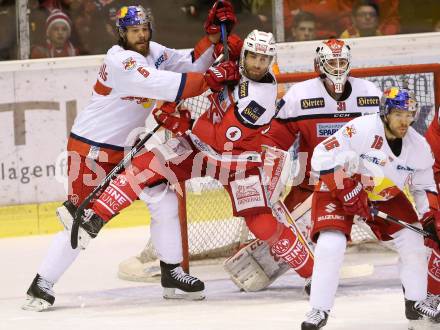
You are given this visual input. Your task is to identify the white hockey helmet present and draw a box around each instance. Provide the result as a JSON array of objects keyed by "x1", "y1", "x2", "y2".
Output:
[
  {"x1": 239, "y1": 29, "x2": 276, "y2": 76},
  {"x1": 315, "y1": 39, "x2": 351, "y2": 94}
]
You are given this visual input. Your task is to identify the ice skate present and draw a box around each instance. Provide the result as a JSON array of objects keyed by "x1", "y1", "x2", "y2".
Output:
[
  {"x1": 160, "y1": 261, "x2": 205, "y2": 300},
  {"x1": 22, "y1": 274, "x2": 55, "y2": 312},
  {"x1": 406, "y1": 298, "x2": 440, "y2": 329},
  {"x1": 301, "y1": 308, "x2": 329, "y2": 330},
  {"x1": 56, "y1": 200, "x2": 77, "y2": 231}
]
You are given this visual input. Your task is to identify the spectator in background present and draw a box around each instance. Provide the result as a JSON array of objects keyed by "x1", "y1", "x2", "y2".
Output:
[
  {"x1": 340, "y1": 0, "x2": 381, "y2": 38},
  {"x1": 283, "y1": 0, "x2": 352, "y2": 39},
  {"x1": 0, "y1": 0, "x2": 16, "y2": 60},
  {"x1": 30, "y1": 9, "x2": 79, "y2": 58},
  {"x1": 287, "y1": 11, "x2": 316, "y2": 41},
  {"x1": 344, "y1": 0, "x2": 399, "y2": 35}
]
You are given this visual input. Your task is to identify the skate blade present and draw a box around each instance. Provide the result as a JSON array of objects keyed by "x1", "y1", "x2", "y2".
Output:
[
  {"x1": 408, "y1": 319, "x2": 437, "y2": 330},
  {"x1": 22, "y1": 296, "x2": 52, "y2": 312},
  {"x1": 163, "y1": 288, "x2": 205, "y2": 301},
  {"x1": 56, "y1": 206, "x2": 73, "y2": 231}
]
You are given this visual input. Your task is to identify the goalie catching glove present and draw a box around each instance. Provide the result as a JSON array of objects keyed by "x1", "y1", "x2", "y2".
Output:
[
  {"x1": 153, "y1": 102, "x2": 192, "y2": 136},
  {"x1": 204, "y1": 0, "x2": 237, "y2": 35},
  {"x1": 204, "y1": 60, "x2": 240, "y2": 92},
  {"x1": 420, "y1": 210, "x2": 440, "y2": 248}
]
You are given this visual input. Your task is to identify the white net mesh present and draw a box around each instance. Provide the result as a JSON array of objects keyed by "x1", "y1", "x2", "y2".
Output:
[{"x1": 152, "y1": 67, "x2": 438, "y2": 261}]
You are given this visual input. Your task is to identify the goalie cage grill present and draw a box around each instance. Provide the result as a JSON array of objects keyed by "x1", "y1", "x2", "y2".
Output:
[{"x1": 145, "y1": 63, "x2": 440, "y2": 269}]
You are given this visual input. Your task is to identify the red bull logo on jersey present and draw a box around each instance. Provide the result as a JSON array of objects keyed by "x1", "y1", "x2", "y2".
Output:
[
  {"x1": 342, "y1": 125, "x2": 356, "y2": 138},
  {"x1": 123, "y1": 57, "x2": 137, "y2": 70}
]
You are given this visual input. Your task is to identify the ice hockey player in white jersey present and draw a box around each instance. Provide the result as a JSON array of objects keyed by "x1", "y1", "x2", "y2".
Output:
[
  {"x1": 302, "y1": 87, "x2": 440, "y2": 329},
  {"x1": 22, "y1": 2, "x2": 239, "y2": 311}
]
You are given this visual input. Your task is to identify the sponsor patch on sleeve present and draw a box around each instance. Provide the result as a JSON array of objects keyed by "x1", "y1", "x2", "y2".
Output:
[
  {"x1": 241, "y1": 100, "x2": 266, "y2": 124},
  {"x1": 357, "y1": 96, "x2": 380, "y2": 107},
  {"x1": 300, "y1": 97, "x2": 325, "y2": 109},
  {"x1": 238, "y1": 81, "x2": 249, "y2": 99},
  {"x1": 316, "y1": 123, "x2": 345, "y2": 137},
  {"x1": 123, "y1": 57, "x2": 137, "y2": 70}
]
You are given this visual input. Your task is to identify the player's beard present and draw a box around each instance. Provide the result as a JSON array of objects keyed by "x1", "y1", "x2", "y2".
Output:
[
  {"x1": 127, "y1": 40, "x2": 149, "y2": 56},
  {"x1": 384, "y1": 119, "x2": 410, "y2": 139}
]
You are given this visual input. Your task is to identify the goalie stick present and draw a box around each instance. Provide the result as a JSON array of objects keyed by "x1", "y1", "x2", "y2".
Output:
[{"x1": 70, "y1": 124, "x2": 161, "y2": 249}]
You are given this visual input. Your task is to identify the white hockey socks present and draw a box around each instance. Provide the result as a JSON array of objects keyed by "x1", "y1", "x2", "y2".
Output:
[
  {"x1": 391, "y1": 227, "x2": 428, "y2": 301},
  {"x1": 37, "y1": 230, "x2": 81, "y2": 284},
  {"x1": 310, "y1": 230, "x2": 347, "y2": 311},
  {"x1": 140, "y1": 183, "x2": 183, "y2": 264}
]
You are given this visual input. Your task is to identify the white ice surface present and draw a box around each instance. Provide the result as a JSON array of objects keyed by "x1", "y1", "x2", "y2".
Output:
[{"x1": 0, "y1": 227, "x2": 414, "y2": 330}]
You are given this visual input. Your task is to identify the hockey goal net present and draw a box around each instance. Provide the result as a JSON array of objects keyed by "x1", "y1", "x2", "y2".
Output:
[{"x1": 152, "y1": 63, "x2": 440, "y2": 270}]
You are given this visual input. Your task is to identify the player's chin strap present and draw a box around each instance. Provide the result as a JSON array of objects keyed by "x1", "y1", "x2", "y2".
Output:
[
  {"x1": 70, "y1": 124, "x2": 161, "y2": 249},
  {"x1": 371, "y1": 208, "x2": 434, "y2": 238}
]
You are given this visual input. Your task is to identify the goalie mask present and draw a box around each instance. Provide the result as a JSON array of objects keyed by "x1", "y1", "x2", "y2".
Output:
[
  {"x1": 315, "y1": 39, "x2": 351, "y2": 94},
  {"x1": 239, "y1": 30, "x2": 276, "y2": 81},
  {"x1": 380, "y1": 87, "x2": 419, "y2": 121}
]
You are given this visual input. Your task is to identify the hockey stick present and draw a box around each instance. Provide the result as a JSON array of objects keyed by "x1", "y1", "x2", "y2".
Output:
[
  {"x1": 70, "y1": 124, "x2": 161, "y2": 249},
  {"x1": 218, "y1": 1, "x2": 229, "y2": 61},
  {"x1": 371, "y1": 208, "x2": 435, "y2": 238}
]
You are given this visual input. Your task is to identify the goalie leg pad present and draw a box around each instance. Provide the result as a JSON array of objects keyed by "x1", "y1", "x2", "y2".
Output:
[{"x1": 223, "y1": 239, "x2": 290, "y2": 292}]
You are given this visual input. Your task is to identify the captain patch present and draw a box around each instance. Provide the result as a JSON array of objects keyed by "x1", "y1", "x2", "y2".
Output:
[
  {"x1": 241, "y1": 101, "x2": 266, "y2": 124},
  {"x1": 238, "y1": 81, "x2": 249, "y2": 99},
  {"x1": 301, "y1": 97, "x2": 325, "y2": 109},
  {"x1": 357, "y1": 96, "x2": 380, "y2": 107}
]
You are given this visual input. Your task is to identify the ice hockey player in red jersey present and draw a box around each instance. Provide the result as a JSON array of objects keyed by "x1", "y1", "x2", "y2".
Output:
[
  {"x1": 423, "y1": 108, "x2": 440, "y2": 312},
  {"x1": 60, "y1": 29, "x2": 316, "y2": 295},
  {"x1": 224, "y1": 39, "x2": 382, "y2": 293},
  {"x1": 23, "y1": 2, "x2": 239, "y2": 311},
  {"x1": 303, "y1": 88, "x2": 440, "y2": 329}
]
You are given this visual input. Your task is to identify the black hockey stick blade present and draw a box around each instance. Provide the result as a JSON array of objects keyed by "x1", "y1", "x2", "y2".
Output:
[{"x1": 70, "y1": 125, "x2": 161, "y2": 249}]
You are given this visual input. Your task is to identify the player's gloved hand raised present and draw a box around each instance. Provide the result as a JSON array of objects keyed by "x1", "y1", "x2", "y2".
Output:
[
  {"x1": 213, "y1": 34, "x2": 243, "y2": 62},
  {"x1": 204, "y1": 60, "x2": 240, "y2": 92},
  {"x1": 153, "y1": 102, "x2": 192, "y2": 136},
  {"x1": 420, "y1": 210, "x2": 440, "y2": 248},
  {"x1": 334, "y1": 178, "x2": 370, "y2": 219},
  {"x1": 204, "y1": 0, "x2": 237, "y2": 35}
]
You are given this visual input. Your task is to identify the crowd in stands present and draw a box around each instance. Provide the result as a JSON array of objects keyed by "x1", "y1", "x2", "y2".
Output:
[{"x1": 1, "y1": 0, "x2": 440, "y2": 60}]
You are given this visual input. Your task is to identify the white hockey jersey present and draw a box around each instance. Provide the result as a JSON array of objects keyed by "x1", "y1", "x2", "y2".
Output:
[
  {"x1": 312, "y1": 113, "x2": 437, "y2": 215},
  {"x1": 69, "y1": 38, "x2": 214, "y2": 163}
]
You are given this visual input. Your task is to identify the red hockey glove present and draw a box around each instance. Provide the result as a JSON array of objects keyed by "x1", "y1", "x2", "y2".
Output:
[
  {"x1": 213, "y1": 34, "x2": 243, "y2": 62},
  {"x1": 420, "y1": 210, "x2": 440, "y2": 248},
  {"x1": 204, "y1": 60, "x2": 240, "y2": 92},
  {"x1": 334, "y1": 178, "x2": 370, "y2": 219},
  {"x1": 153, "y1": 102, "x2": 192, "y2": 136},
  {"x1": 204, "y1": 0, "x2": 237, "y2": 35}
]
